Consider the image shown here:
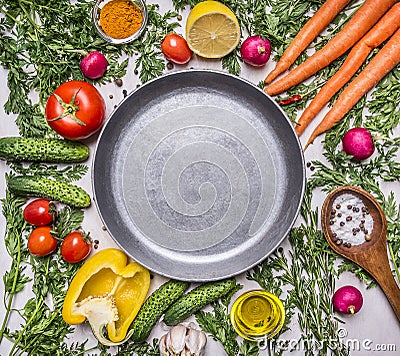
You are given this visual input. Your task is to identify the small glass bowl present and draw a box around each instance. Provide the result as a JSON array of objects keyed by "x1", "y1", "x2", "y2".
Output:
[{"x1": 92, "y1": 0, "x2": 148, "y2": 44}]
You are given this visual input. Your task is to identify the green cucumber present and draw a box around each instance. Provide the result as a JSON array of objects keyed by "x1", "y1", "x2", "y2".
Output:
[
  {"x1": 8, "y1": 175, "x2": 91, "y2": 208},
  {"x1": 131, "y1": 280, "x2": 189, "y2": 342},
  {"x1": 163, "y1": 278, "x2": 236, "y2": 326},
  {"x1": 0, "y1": 137, "x2": 89, "y2": 163}
]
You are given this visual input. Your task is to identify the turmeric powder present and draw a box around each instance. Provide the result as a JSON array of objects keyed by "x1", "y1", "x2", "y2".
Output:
[{"x1": 100, "y1": 0, "x2": 143, "y2": 39}]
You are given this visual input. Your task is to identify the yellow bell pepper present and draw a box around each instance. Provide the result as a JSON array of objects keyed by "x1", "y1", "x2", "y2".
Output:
[{"x1": 62, "y1": 248, "x2": 150, "y2": 345}]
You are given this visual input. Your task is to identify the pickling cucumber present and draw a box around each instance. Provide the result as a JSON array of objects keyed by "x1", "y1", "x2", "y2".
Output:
[
  {"x1": 0, "y1": 137, "x2": 89, "y2": 163},
  {"x1": 130, "y1": 280, "x2": 190, "y2": 342},
  {"x1": 163, "y1": 278, "x2": 237, "y2": 326},
  {"x1": 8, "y1": 176, "x2": 91, "y2": 208}
]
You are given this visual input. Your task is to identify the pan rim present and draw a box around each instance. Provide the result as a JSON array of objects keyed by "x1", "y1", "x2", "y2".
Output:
[{"x1": 92, "y1": 69, "x2": 306, "y2": 281}]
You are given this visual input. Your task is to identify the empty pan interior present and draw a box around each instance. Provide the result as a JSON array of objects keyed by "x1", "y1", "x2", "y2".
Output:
[{"x1": 93, "y1": 70, "x2": 305, "y2": 281}]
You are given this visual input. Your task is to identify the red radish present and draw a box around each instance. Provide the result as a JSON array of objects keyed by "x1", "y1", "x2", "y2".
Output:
[
  {"x1": 240, "y1": 35, "x2": 271, "y2": 67},
  {"x1": 332, "y1": 285, "x2": 363, "y2": 315},
  {"x1": 342, "y1": 127, "x2": 375, "y2": 160},
  {"x1": 80, "y1": 51, "x2": 108, "y2": 79}
]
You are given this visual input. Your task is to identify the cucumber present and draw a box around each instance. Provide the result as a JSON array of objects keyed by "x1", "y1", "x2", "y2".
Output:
[
  {"x1": 8, "y1": 176, "x2": 91, "y2": 208},
  {"x1": 163, "y1": 278, "x2": 236, "y2": 326},
  {"x1": 131, "y1": 280, "x2": 189, "y2": 342},
  {"x1": 0, "y1": 137, "x2": 89, "y2": 163}
]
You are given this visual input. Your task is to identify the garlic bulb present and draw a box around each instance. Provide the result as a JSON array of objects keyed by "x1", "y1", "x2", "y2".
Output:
[{"x1": 160, "y1": 324, "x2": 207, "y2": 356}]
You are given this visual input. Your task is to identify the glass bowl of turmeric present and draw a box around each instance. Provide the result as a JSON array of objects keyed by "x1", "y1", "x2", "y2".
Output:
[{"x1": 92, "y1": 0, "x2": 148, "y2": 44}]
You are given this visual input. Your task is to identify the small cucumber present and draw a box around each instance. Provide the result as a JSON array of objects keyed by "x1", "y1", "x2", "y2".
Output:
[
  {"x1": 131, "y1": 280, "x2": 189, "y2": 342},
  {"x1": 163, "y1": 278, "x2": 236, "y2": 326},
  {"x1": 0, "y1": 137, "x2": 89, "y2": 163},
  {"x1": 8, "y1": 176, "x2": 91, "y2": 208}
]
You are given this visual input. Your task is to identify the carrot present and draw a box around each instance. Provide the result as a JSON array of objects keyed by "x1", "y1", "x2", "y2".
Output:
[
  {"x1": 296, "y1": 3, "x2": 400, "y2": 136},
  {"x1": 304, "y1": 28, "x2": 400, "y2": 149},
  {"x1": 264, "y1": 0, "x2": 398, "y2": 96},
  {"x1": 264, "y1": 0, "x2": 351, "y2": 85}
]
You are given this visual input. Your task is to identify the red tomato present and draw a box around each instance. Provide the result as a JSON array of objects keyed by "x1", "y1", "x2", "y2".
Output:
[
  {"x1": 28, "y1": 226, "x2": 58, "y2": 256},
  {"x1": 23, "y1": 199, "x2": 55, "y2": 226},
  {"x1": 161, "y1": 33, "x2": 193, "y2": 64},
  {"x1": 61, "y1": 231, "x2": 92, "y2": 263},
  {"x1": 45, "y1": 80, "x2": 106, "y2": 140}
]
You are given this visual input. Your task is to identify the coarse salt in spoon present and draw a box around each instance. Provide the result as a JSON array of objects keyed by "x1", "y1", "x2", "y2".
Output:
[{"x1": 322, "y1": 185, "x2": 400, "y2": 322}]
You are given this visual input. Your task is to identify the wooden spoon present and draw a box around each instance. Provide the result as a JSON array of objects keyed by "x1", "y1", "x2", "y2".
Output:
[{"x1": 321, "y1": 185, "x2": 400, "y2": 321}]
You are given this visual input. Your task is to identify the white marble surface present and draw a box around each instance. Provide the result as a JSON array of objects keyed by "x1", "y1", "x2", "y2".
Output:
[{"x1": 0, "y1": 1, "x2": 399, "y2": 354}]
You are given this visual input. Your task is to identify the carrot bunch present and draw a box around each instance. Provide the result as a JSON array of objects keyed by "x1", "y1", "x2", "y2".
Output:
[{"x1": 264, "y1": 0, "x2": 400, "y2": 148}]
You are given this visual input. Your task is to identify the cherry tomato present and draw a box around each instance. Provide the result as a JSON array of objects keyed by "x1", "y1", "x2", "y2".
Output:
[
  {"x1": 61, "y1": 231, "x2": 92, "y2": 263},
  {"x1": 161, "y1": 33, "x2": 193, "y2": 64},
  {"x1": 23, "y1": 199, "x2": 55, "y2": 226},
  {"x1": 28, "y1": 226, "x2": 58, "y2": 256},
  {"x1": 45, "y1": 80, "x2": 106, "y2": 140}
]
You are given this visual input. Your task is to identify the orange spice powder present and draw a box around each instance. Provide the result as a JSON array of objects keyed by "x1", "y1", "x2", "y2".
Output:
[{"x1": 100, "y1": 0, "x2": 143, "y2": 39}]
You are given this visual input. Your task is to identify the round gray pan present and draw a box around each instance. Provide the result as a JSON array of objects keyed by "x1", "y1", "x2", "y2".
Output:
[{"x1": 92, "y1": 70, "x2": 305, "y2": 281}]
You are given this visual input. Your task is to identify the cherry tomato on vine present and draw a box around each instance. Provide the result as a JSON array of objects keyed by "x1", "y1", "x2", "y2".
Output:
[
  {"x1": 45, "y1": 80, "x2": 106, "y2": 140},
  {"x1": 61, "y1": 231, "x2": 92, "y2": 263},
  {"x1": 23, "y1": 199, "x2": 55, "y2": 226},
  {"x1": 27, "y1": 226, "x2": 58, "y2": 257},
  {"x1": 161, "y1": 33, "x2": 193, "y2": 64}
]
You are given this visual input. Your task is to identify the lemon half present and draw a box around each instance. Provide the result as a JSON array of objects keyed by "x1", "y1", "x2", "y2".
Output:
[{"x1": 186, "y1": 1, "x2": 241, "y2": 59}]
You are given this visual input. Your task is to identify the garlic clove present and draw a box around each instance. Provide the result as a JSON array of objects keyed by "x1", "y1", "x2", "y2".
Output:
[
  {"x1": 166, "y1": 324, "x2": 187, "y2": 354},
  {"x1": 185, "y1": 327, "x2": 207, "y2": 356},
  {"x1": 159, "y1": 334, "x2": 169, "y2": 356}
]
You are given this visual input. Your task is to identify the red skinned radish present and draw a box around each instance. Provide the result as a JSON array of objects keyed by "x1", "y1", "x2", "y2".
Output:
[
  {"x1": 80, "y1": 51, "x2": 108, "y2": 79},
  {"x1": 342, "y1": 127, "x2": 375, "y2": 160},
  {"x1": 332, "y1": 285, "x2": 363, "y2": 315},
  {"x1": 240, "y1": 36, "x2": 271, "y2": 67}
]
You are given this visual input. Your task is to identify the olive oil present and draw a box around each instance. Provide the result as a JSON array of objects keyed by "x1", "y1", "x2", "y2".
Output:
[{"x1": 230, "y1": 290, "x2": 285, "y2": 341}]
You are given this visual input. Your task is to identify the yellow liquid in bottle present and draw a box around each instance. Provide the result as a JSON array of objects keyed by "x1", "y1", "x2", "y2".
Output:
[{"x1": 230, "y1": 290, "x2": 285, "y2": 341}]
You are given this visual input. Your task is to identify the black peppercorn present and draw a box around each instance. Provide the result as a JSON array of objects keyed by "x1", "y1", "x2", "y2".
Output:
[
  {"x1": 115, "y1": 78, "x2": 123, "y2": 87},
  {"x1": 167, "y1": 62, "x2": 174, "y2": 70}
]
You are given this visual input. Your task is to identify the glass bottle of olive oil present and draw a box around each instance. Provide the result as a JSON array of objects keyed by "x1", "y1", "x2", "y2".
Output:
[{"x1": 230, "y1": 290, "x2": 285, "y2": 341}]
